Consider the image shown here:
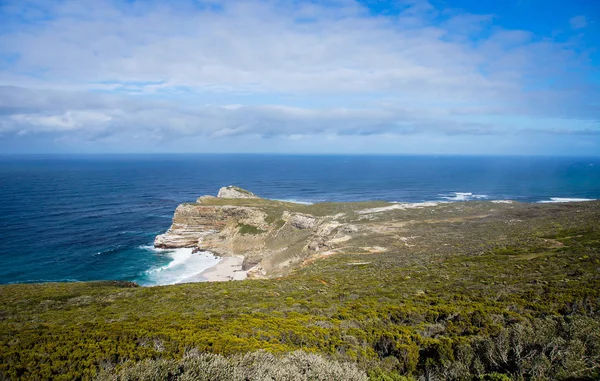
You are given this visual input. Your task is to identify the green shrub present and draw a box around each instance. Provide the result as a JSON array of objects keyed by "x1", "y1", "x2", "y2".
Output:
[
  {"x1": 238, "y1": 223, "x2": 266, "y2": 235},
  {"x1": 1, "y1": 226, "x2": 599, "y2": 380},
  {"x1": 478, "y1": 373, "x2": 511, "y2": 381}
]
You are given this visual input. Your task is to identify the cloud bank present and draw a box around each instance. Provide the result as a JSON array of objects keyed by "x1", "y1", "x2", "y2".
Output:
[{"x1": 0, "y1": 0, "x2": 598, "y2": 154}]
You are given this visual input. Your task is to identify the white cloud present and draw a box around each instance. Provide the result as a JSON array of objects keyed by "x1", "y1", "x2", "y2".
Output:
[
  {"x1": 0, "y1": 0, "x2": 598, "y2": 152},
  {"x1": 9, "y1": 111, "x2": 112, "y2": 131}
]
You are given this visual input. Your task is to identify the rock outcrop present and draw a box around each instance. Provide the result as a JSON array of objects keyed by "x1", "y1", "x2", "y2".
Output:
[
  {"x1": 154, "y1": 187, "x2": 359, "y2": 278},
  {"x1": 283, "y1": 211, "x2": 317, "y2": 230},
  {"x1": 155, "y1": 186, "x2": 534, "y2": 279},
  {"x1": 217, "y1": 186, "x2": 259, "y2": 199}
]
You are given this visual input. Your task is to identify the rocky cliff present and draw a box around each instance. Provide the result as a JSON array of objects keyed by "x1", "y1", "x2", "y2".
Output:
[
  {"x1": 154, "y1": 186, "x2": 361, "y2": 277},
  {"x1": 155, "y1": 186, "x2": 598, "y2": 278}
]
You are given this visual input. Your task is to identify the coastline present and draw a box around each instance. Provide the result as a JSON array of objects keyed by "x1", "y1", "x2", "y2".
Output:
[
  {"x1": 181, "y1": 255, "x2": 247, "y2": 283},
  {"x1": 156, "y1": 194, "x2": 598, "y2": 286}
]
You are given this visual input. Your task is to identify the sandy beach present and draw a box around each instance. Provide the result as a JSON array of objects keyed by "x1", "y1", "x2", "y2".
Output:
[{"x1": 183, "y1": 255, "x2": 247, "y2": 282}]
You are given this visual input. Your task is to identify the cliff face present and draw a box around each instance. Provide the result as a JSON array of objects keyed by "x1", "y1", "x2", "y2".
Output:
[
  {"x1": 155, "y1": 186, "x2": 597, "y2": 278},
  {"x1": 153, "y1": 203, "x2": 245, "y2": 248},
  {"x1": 154, "y1": 186, "x2": 266, "y2": 249},
  {"x1": 154, "y1": 186, "x2": 364, "y2": 277}
]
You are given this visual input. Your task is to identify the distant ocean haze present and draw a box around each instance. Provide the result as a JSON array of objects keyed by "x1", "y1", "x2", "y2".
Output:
[{"x1": 0, "y1": 154, "x2": 598, "y2": 285}]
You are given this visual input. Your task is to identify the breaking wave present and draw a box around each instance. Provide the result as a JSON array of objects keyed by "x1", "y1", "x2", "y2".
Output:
[
  {"x1": 439, "y1": 192, "x2": 488, "y2": 201},
  {"x1": 136, "y1": 246, "x2": 220, "y2": 286},
  {"x1": 537, "y1": 198, "x2": 595, "y2": 203}
]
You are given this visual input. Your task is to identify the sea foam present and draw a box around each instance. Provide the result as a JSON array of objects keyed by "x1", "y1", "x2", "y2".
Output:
[
  {"x1": 274, "y1": 198, "x2": 314, "y2": 205},
  {"x1": 439, "y1": 192, "x2": 488, "y2": 201},
  {"x1": 137, "y1": 246, "x2": 220, "y2": 286},
  {"x1": 537, "y1": 198, "x2": 595, "y2": 203}
]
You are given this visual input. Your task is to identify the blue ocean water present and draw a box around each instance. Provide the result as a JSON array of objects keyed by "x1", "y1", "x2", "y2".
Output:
[{"x1": 0, "y1": 154, "x2": 599, "y2": 286}]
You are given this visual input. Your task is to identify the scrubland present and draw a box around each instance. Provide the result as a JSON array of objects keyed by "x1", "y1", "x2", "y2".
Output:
[{"x1": 1, "y1": 201, "x2": 599, "y2": 380}]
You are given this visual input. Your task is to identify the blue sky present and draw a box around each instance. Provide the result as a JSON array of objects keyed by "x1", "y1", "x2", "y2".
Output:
[{"x1": 0, "y1": 0, "x2": 598, "y2": 155}]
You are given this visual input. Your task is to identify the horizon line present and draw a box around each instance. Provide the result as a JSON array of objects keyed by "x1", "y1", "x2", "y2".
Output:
[{"x1": 1, "y1": 153, "x2": 599, "y2": 158}]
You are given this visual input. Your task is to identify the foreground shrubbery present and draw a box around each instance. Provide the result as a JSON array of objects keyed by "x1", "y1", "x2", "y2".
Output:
[
  {"x1": 98, "y1": 350, "x2": 368, "y2": 381},
  {"x1": 421, "y1": 315, "x2": 600, "y2": 380},
  {"x1": 1, "y1": 222, "x2": 599, "y2": 380},
  {"x1": 96, "y1": 316, "x2": 600, "y2": 381}
]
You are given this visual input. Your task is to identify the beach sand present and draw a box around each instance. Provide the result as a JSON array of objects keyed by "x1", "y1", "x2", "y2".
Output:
[{"x1": 183, "y1": 255, "x2": 247, "y2": 282}]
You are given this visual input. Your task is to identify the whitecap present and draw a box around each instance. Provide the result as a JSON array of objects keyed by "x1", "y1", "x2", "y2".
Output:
[
  {"x1": 138, "y1": 244, "x2": 159, "y2": 251},
  {"x1": 92, "y1": 246, "x2": 123, "y2": 257},
  {"x1": 439, "y1": 192, "x2": 488, "y2": 201},
  {"x1": 537, "y1": 198, "x2": 595, "y2": 203}
]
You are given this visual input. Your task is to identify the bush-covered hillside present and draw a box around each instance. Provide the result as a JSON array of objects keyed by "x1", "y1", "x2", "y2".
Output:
[{"x1": 0, "y1": 202, "x2": 599, "y2": 380}]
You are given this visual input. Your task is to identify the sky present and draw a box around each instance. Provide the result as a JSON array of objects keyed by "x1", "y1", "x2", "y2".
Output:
[{"x1": 0, "y1": 0, "x2": 598, "y2": 155}]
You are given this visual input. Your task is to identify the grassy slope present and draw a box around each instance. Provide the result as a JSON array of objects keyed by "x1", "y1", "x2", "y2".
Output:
[{"x1": 0, "y1": 202, "x2": 599, "y2": 380}]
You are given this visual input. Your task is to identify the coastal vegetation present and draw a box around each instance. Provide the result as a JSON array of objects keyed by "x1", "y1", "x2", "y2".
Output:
[
  {"x1": 237, "y1": 223, "x2": 266, "y2": 235},
  {"x1": 0, "y1": 200, "x2": 599, "y2": 380}
]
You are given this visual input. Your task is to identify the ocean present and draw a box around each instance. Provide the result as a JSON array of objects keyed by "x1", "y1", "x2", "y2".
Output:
[{"x1": 0, "y1": 154, "x2": 598, "y2": 286}]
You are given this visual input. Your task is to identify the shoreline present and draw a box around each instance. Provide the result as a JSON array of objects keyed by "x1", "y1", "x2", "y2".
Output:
[{"x1": 181, "y1": 255, "x2": 247, "y2": 283}]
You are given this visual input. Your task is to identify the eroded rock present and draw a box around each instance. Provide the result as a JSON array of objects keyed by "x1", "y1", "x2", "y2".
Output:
[
  {"x1": 155, "y1": 186, "x2": 520, "y2": 279},
  {"x1": 217, "y1": 186, "x2": 259, "y2": 199},
  {"x1": 284, "y1": 212, "x2": 317, "y2": 230}
]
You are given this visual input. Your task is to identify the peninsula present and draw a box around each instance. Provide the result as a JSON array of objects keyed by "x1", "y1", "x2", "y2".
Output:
[
  {"x1": 155, "y1": 185, "x2": 598, "y2": 282},
  {"x1": 1, "y1": 187, "x2": 599, "y2": 380}
]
